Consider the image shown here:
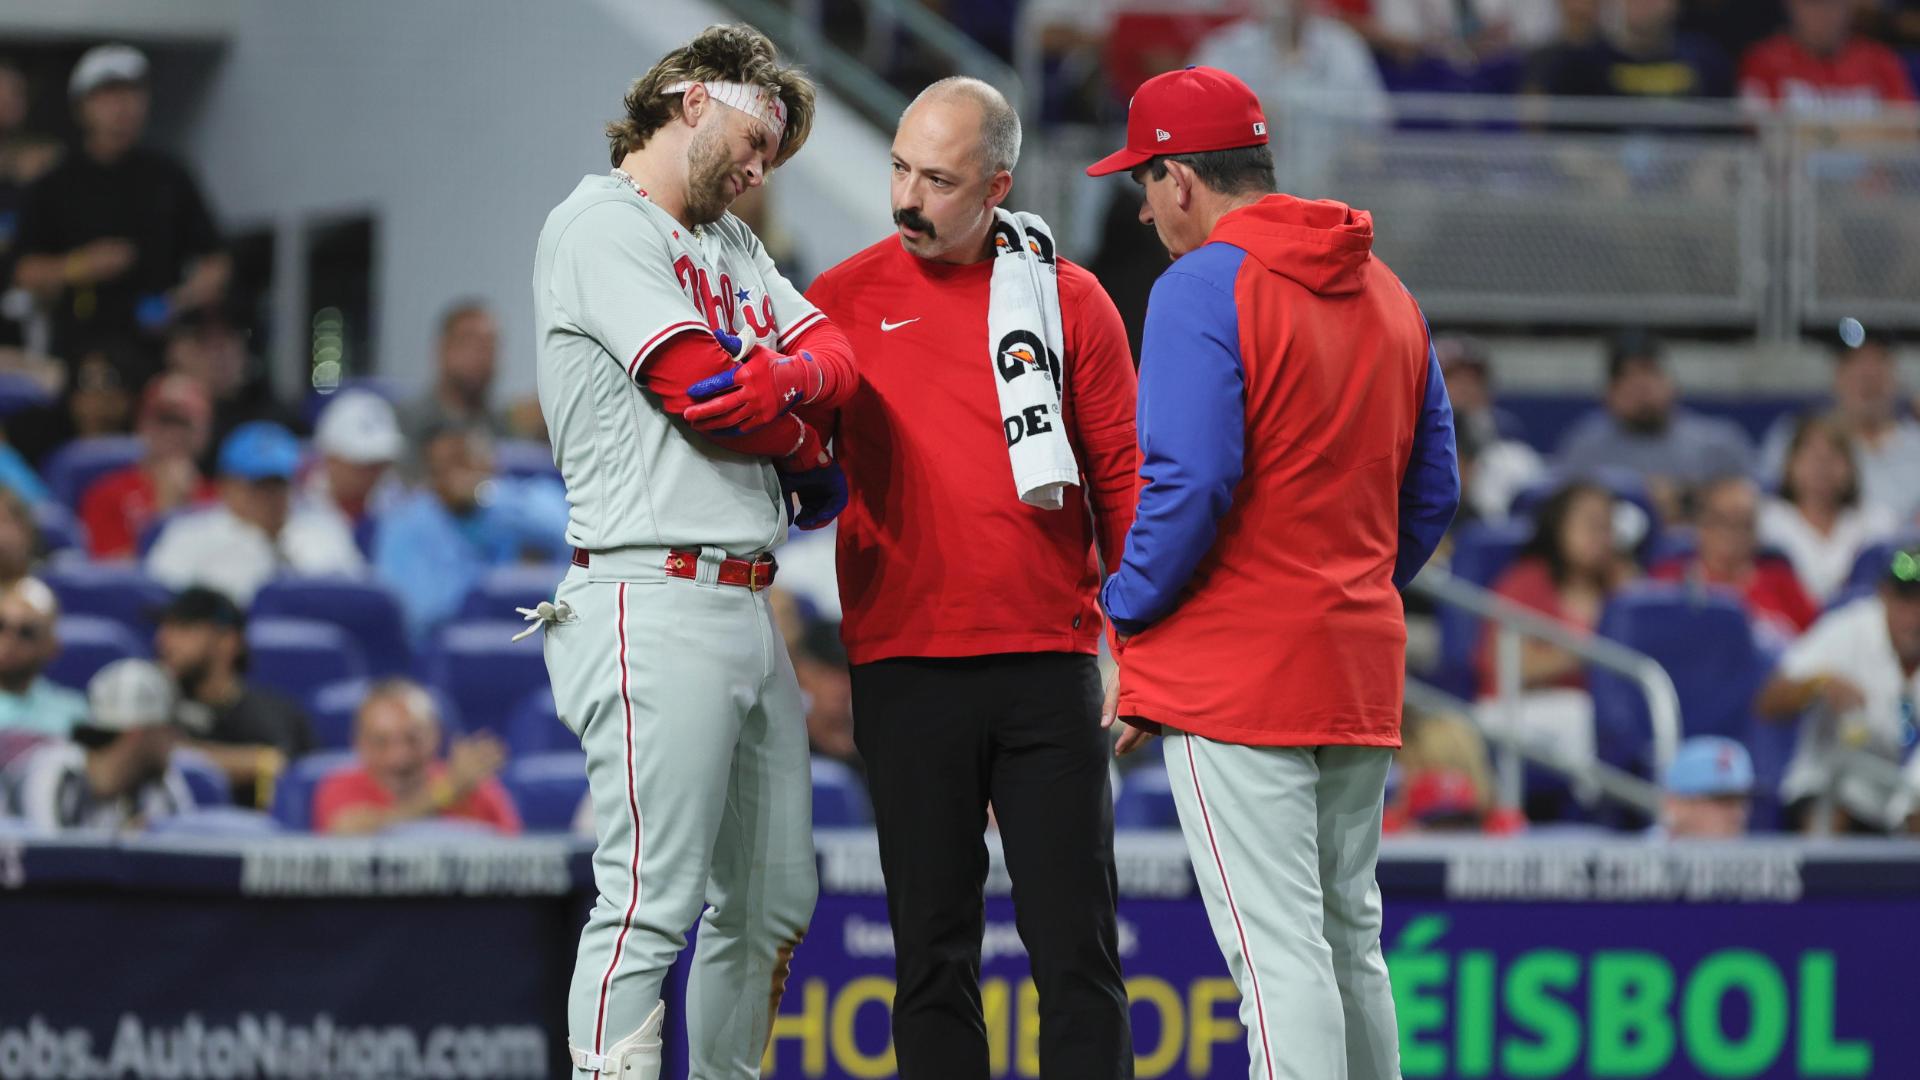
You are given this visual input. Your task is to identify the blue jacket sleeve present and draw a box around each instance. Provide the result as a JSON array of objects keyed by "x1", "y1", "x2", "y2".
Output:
[
  {"x1": 1395, "y1": 338, "x2": 1460, "y2": 589},
  {"x1": 1099, "y1": 264, "x2": 1246, "y2": 635}
]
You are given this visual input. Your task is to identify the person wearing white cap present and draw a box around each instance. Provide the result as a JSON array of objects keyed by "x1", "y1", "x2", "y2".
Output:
[
  {"x1": 10, "y1": 42, "x2": 229, "y2": 357},
  {"x1": 0, "y1": 577, "x2": 88, "y2": 739},
  {"x1": 306, "y1": 388, "x2": 407, "y2": 529},
  {"x1": 2, "y1": 658, "x2": 192, "y2": 832}
]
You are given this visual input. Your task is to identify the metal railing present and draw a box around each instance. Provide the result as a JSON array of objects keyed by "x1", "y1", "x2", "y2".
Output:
[{"x1": 1408, "y1": 565, "x2": 1683, "y2": 811}]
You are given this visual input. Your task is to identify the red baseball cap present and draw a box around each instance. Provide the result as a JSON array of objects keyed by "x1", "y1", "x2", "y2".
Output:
[{"x1": 1085, "y1": 66, "x2": 1269, "y2": 177}]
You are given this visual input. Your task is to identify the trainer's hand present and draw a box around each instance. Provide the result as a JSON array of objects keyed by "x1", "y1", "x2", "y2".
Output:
[
  {"x1": 1100, "y1": 669, "x2": 1121, "y2": 730},
  {"x1": 684, "y1": 329, "x2": 818, "y2": 435},
  {"x1": 1114, "y1": 720, "x2": 1156, "y2": 758}
]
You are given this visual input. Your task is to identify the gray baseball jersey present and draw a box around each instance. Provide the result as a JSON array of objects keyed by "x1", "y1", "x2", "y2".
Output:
[{"x1": 532, "y1": 172, "x2": 826, "y2": 556}]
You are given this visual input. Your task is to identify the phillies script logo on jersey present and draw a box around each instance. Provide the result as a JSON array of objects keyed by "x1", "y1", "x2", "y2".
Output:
[{"x1": 672, "y1": 254, "x2": 778, "y2": 340}]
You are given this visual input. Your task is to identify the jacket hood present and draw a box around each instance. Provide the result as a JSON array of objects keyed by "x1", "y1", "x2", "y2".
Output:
[{"x1": 1207, "y1": 194, "x2": 1374, "y2": 297}]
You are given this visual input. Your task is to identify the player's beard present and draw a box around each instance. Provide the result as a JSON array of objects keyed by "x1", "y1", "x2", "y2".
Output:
[{"x1": 684, "y1": 128, "x2": 740, "y2": 227}]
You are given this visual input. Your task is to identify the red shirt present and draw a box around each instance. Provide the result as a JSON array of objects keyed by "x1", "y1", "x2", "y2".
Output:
[
  {"x1": 1649, "y1": 555, "x2": 1818, "y2": 637},
  {"x1": 311, "y1": 764, "x2": 522, "y2": 835},
  {"x1": 78, "y1": 464, "x2": 215, "y2": 559},
  {"x1": 1476, "y1": 557, "x2": 1594, "y2": 698},
  {"x1": 1739, "y1": 34, "x2": 1917, "y2": 116},
  {"x1": 803, "y1": 238, "x2": 1138, "y2": 665}
]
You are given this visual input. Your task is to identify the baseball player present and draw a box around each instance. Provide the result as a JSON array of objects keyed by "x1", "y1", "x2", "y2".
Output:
[
  {"x1": 528, "y1": 24, "x2": 859, "y2": 1080},
  {"x1": 1087, "y1": 68, "x2": 1459, "y2": 1080}
]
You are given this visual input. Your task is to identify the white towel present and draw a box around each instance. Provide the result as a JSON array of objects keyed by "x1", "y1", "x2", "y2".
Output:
[{"x1": 987, "y1": 209, "x2": 1080, "y2": 510}]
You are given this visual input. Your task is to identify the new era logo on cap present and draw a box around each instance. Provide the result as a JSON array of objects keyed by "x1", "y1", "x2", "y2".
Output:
[{"x1": 1085, "y1": 66, "x2": 1271, "y2": 177}]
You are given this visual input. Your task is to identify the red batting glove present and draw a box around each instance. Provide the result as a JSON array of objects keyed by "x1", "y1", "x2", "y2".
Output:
[{"x1": 684, "y1": 329, "x2": 821, "y2": 435}]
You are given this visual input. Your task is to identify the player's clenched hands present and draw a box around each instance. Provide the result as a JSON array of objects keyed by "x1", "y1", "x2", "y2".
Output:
[
  {"x1": 685, "y1": 328, "x2": 820, "y2": 435},
  {"x1": 1102, "y1": 637, "x2": 1156, "y2": 757},
  {"x1": 447, "y1": 732, "x2": 508, "y2": 796}
]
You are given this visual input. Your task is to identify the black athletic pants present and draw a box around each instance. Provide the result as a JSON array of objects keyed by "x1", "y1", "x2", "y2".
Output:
[{"x1": 850, "y1": 651, "x2": 1133, "y2": 1079}]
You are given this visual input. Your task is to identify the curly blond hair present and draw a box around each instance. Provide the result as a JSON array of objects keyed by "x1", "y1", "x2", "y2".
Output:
[{"x1": 607, "y1": 24, "x2": 816, "y2": 169}]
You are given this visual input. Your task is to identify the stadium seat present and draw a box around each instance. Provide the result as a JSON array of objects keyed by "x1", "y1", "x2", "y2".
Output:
[
  {"x1": 1844, "y1": 533, "x2": 1919, "y2": 596},
  {"x1": 811, "y1": 757, "x2": 873, "y2": 827},
  {"x1": 42, "y1": 563, "x2": 172, "y2": 639},
  {"x1": 420, "y1": 621, "x2": 549, "y2": 737},
  {"x1": 247, "y1": 617, "x2": 369, "y2": 702},
  {"x1": 171, "y1": 748, "x2": 231, "y2": 807},
  {"x1": 251, "y1": 576, "x2": 412, "y2": 677},
  {"x1": 33, "y1": 503, "x2": 87, "y2": 557},
  {"x1": 1433, "y1": 519, "x2": 1533, "y2": 697},
  {"x1": 306, "y1": 677, "x2": 467, "y2": 751},
  {"x1": 148, "y1": 807, "x2": 283, "y2": 837},
  {"x1": 461, "y1": 562, "x2": 567, "y2": 619},
  {"x1": 1591, "y1": 586, "x2": 1770, "y2": 780},
  {"x1": 493, "y1": 438, "x2": 560, "y2": 481},
  {"x1": 46, "y1": 615, "x2": 147, "y2": 691},
  {"x1": 504, "y1": 688, "x2": 573, "y2": 757},
  {"x1": 0, "y1": 373, "x2": 53, "y2": 417},
  {"x1": 136, "y1": 510, "x2": 179, "y2": 558},
  {"x1": 302, "y1": 377, "x2": 403, "y2": 427},
  {"x1": 505, "y1": 751, "x2": 589, "y2": 833},
  {"x1": 270, "y1": 749, "x2": 357, "y2": 830},
  {"x1": 383, "y1": 817, "x2": 500, "y2": 838},
  {"x1": 43, "y1": 435, "x2": 143, "y2": 510},
  {"x1": 1113, "y1": 764, "x2": 1180, "y2": 830}
]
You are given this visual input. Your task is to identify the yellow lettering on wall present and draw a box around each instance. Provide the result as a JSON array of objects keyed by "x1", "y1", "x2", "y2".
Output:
[
  {"x1": 830, "y1": 977, "x2": 898, "y2": 1078},
  {"x1": 1189, "y1": 977, "x2": 1246, "y2": 1077},
  {"x1": 762, "y1": 978, "x2": 829, "y2": 1076},
  {"x1": 1126, "y1": 977, "x2": 1186, "y2": 1078}
]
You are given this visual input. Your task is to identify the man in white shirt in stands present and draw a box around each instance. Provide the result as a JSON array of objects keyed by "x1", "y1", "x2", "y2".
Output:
[
  {"x1": 0, "y1": 577, "x2": 87, "y2": 738},
  {"x1": 1756, "y1": 546, "x2": 1920, "y2": 834},
  {"x1": 1760, "y1": 321, "x2": 1920, "y2": 527},
  {"x1": 304, "y1": 388, "x2": 407, "y2": 532},
  {"x1": 4, "y1": 659, "x2": 191, "y2": 832},
  {"x1": 146, "y1": 420, "x2": 364, "y2": 605}
]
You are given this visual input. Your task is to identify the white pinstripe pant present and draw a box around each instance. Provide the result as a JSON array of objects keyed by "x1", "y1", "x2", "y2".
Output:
[
  {"x1": 544, "y1": 557, "x2": 818, "y2": 1077},
  {"x1": 1163, "y1": 732, "x2": 1401, "y2": 1080}
]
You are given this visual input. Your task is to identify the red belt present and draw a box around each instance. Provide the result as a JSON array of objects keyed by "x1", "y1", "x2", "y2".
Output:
[{"x1": 571, "y1": 548, "x2": 778, "y2": 591}]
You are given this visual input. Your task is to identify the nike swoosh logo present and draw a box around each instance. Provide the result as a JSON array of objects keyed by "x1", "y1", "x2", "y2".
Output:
[{"x1": 880, "y1": 317, "x2": 920, "y2": 332}]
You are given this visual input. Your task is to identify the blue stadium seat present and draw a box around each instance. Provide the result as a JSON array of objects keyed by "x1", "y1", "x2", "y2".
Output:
[
  {"x1": 171, "y1": 748, "x2": 231, "y2": 807},
  {"x1": 43, "y1": 436, "x2": 144, "y2": 509},
  {"x1": 251, "y1": 576, "x2": 411, "y2": 677},
  {"x1": 420, "y1": 621, "x2": 549, "y2": 737},
  {"x1": 1113, "y1": 764, "x2": 1180, "y2": 830},
  {"x1": 1433, "y1": 519, "x2": 1533, "y2": 697},
  {"x1": 383, "y1": 817, "x2": 500, "y2": 838},
  {"x1": 46, "y1": 616, "x2": 147, "y2": 691},
  {"x1": 33, "y1": 504, "x2": 87, "y2": 557},
  {"x1": 42, "y1": 563, "x2": 172, "y2": 639},
  {"x1": 1844, "y1": 533, "x2": 1919, "y2": 596},
  {"x1": 811, "y1": 757, "x2": 873, "y2": 827},
  {"x1": 149, "y1": 807, "x2": 283, "y2": 837},
  {"x1": 302, "y1": 378, "x2": 403, "y2": 428},
  {"x1": 136, "y1": 510, "x2": 180, "y2": 558},
  {"x1": 505, "y1": 751, "x2": 589, "y2": 833},
  {"x1": 1591, "y1": 586, "x2": 1770, "y2": 780},
  {"x1": 505, "y1": 688, "x2": 573, "y2": 757},
  {"x1": 461, "y1": 562, "x2": 567, "y2": 619},
  {"x1": 493, "y1": 438, "x2": 559, "y2": 481},
  {"x1": 306, "y1": 677, "x2": 467, "y2": 751},
  {"x1": 271, "y1": 750, "x2": 357, "y2": 830},
  {"x1": 247, "y1": 618, "x2": 369, "y2": 702},
  {"x1": 0, "y1": 373, "x2": 53, "y2": 417}
]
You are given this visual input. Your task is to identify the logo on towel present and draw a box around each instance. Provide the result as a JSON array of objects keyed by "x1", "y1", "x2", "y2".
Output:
[{"x1": 995, "y1": 329, "x2": 1062, "y2": 389}]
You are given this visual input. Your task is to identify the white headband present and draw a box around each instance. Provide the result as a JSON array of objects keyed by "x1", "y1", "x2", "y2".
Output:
[{"x1": 663, "y1": 80, "x2": 788, "y2": 149}]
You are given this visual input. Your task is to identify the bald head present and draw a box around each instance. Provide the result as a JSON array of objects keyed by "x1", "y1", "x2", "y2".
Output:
[{"x1": 902, "y1": 77, "x2": 1021, "y2": 178}]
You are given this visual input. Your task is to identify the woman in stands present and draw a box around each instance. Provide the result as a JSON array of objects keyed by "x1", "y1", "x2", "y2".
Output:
[
  {"x1": 1476, "y1": 480, "x2": 1636, "y2": 816},
  {"x1": 1760, "y1": 416, "x2": 1897, "y2": 605}
]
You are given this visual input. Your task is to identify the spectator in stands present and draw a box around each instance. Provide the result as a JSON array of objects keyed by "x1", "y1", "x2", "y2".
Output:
[
  {"x1": 1441, "y1": 334, "x2": 1543, "y2": 523},
  {"x1": 10, "y1": 45, "x2": 228, "y2": 360},
  {"x1": 1755, "y1": 546, "x2": 1920, "y2": 834},
  {"x1": 0, "y1": 489, "x2": 38, "y2": 588},
  {"x1": 1763, "y1": 324, "x2": 1920, "y2": 527},
  {"x1": 372, "y1": 423, "x2": 569, "y2": 642},
  {"x1": 1521, "y1": 0, "x2": 1605, "y2": 94},
  {"x1": 163, "y1": 299, "x2": 302, "y2": 456},
  {"x1": 1652, "y1": 475, "x2": 1818, "y2": 640},
  {"x1": 1364, "y1": 0, "x2": 1558, "y2": 93},
  {"x1": 399, "y1": 301, "x2": 506, "y2": 450},
  {"x1": 1760, "y1": 415, "x2": 1896, "y2": 604},
  {"x1": 1658, "y1": 735, "x2": 1754, "y2": 838},
  {"x1": 78, "y1": 372, "x2": 213, "y2": 558},
  {"x1": 1190, "y1": 0, "x2": 1391, "y2": 191},
  {"x1": 146, "y1": 421, "x2": 365, "y2": 605},
  {"x1": 0, "y1": 577, "x2": 85, "y2": 736},
  {"x1": 152, "y1": 587, "x2": 313, "y2": 808},
  {"x1": 3, "y1": 659, "x2": 189, "y2": 832},
  {"x1": 0, "y1": 57, "x2": 54, "y2": 348},
  {"x1": 312, "y1": 678, "x2": 520, "y2": 835},
  {"x1": 5, "y1": 335, "x2": 149, "y2": 468},
  {"x1": 1679, "y1": 0, "x2": 1785, "y2": 61},
  {"x1": 795, "y1": 616, "x2": 857, "y2": 771},
  {"x1": 1740, "y1": 0, "x2": 1917, "y2": 116},
  {"x1": 1382, "y1": 708, "x2": 1526, "y2": 834},
  {"x1": 1556, "y1": 330, "x2": 1753, "y2": 523},
  {"x1": 305, "y1": 389, "x2": 405, "y2": 530},
  {"x1": 1530, "y1": 0, "x2": 1734, "y2": 99}
]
